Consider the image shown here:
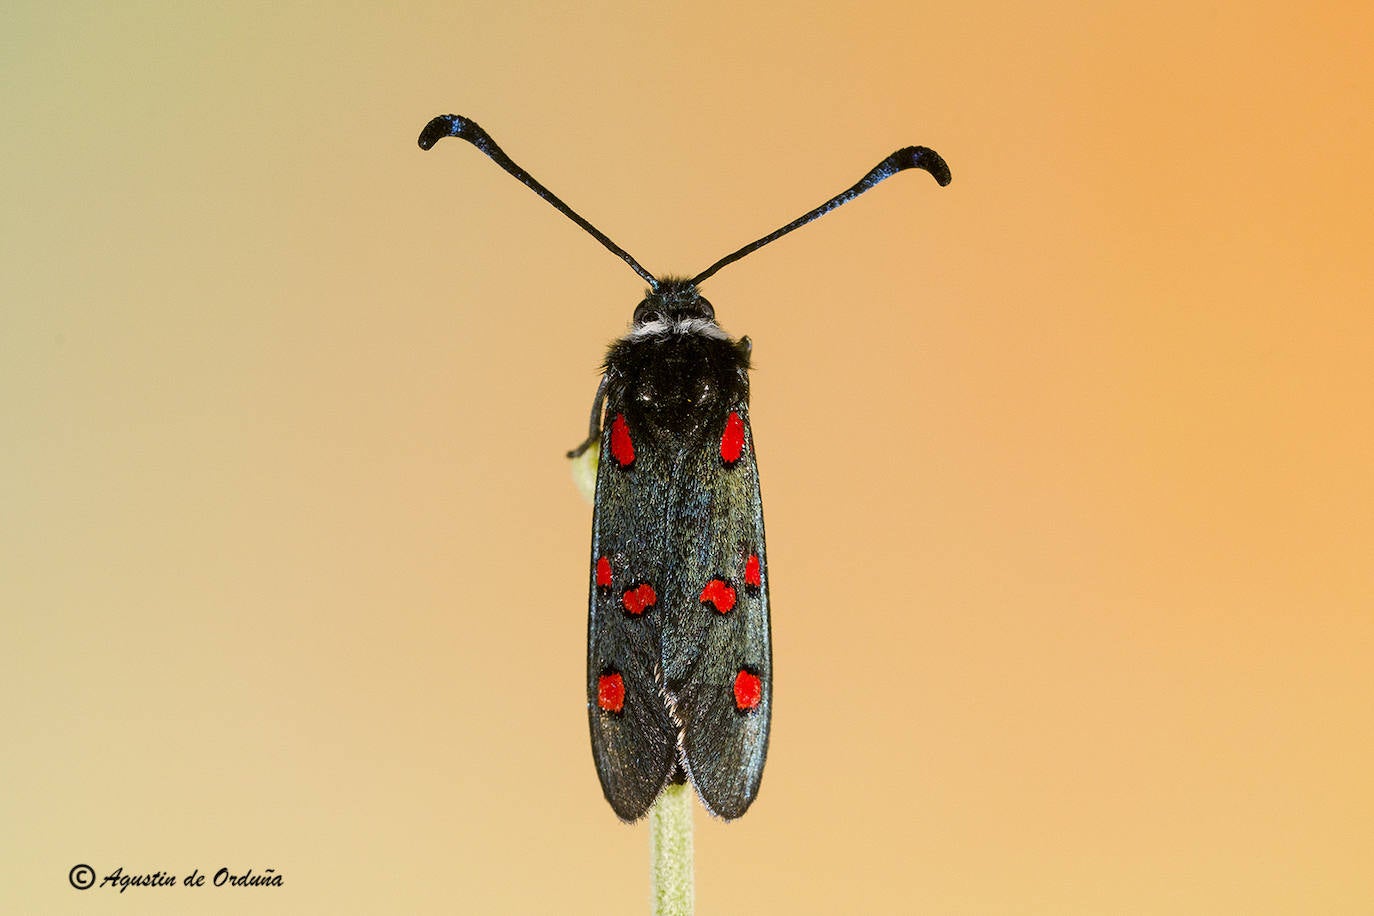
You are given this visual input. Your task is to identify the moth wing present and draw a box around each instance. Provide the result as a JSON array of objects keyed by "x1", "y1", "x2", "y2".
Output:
[
  {"x1": 663, "y1": 405, "x2": 772, "y2": 820},
  {"x1": 586, "y1": 407, "x2": 679, "y2": 822}
]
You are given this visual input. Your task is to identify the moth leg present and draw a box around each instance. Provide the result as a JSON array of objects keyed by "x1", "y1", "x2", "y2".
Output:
[{"x1": 566, "y1": 373, "x2": 609, "y2": 459}]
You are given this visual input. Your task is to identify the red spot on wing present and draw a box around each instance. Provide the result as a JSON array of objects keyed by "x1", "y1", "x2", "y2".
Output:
[
  {"x1": 610, "y1": 413, "x2": 635, "y2": 467},
  {"x1": 733, "y1": 669, "x2": 763, "y2": 711},
  {"x1": 595, "y1": 556, "x2": 612, "y2": 588},
  {"x1": 744, "y1": 553, "x2": 761, "y2": 589},
  {"x1": 698, "y1": 579, "x2": 736, "y2": 614},
  {"x1": 621, "y1": 583, "x2": 657, "y2": 615},
  {"x1": 597, "y1": 672, "x2": 625, "y2": 712},
  {"x1": 720, "y1": 411, "x2": 745, "y2": 465}
]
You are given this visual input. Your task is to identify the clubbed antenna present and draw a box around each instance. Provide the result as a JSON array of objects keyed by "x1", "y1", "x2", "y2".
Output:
[
  {"x1": 419, "y1": 114, "x2": 660, "y2": 288},
  {"x1": 689, "y1": 146, "x2": 951, "y2": 286}
]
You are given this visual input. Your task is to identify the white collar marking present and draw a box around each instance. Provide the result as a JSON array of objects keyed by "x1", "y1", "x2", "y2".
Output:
[{"x1": 627, "y1": 318, "x2": 729, "y2": 340}]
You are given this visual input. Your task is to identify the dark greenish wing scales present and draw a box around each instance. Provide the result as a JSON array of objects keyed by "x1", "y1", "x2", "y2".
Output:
[
  {"x1": 665, "y1": 405, "x2": 771, "y2": 820},
  {"x1": 586, "y1": 393, "x2": 678, "y2": 822}
]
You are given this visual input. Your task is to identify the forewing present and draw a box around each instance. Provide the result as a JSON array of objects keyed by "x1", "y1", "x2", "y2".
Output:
[
  {"x1": 586, "y1": 403, "x2": 678, "y2": 821},
  {"x1": 662, "y1": 405, "x2": 772, "y2": 820}
]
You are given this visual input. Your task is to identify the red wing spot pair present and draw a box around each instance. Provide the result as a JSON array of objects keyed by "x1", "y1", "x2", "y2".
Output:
[
  {"x1": 695, "y1": 553, "x2": 762, "y2": 613},
  {"x1": 597, "y1": 670, "x2": 761, "y2": 713},
  {"x1": 609, "y1": 410, "x2": 745, "y2": 468}
]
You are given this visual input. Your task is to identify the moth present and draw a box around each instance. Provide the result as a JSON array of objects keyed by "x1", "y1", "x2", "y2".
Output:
[{"x1": 418, "y1": 114, "x2": 950, "y2": 821}]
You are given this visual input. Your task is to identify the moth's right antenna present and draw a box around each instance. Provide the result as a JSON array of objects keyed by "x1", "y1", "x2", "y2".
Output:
[
  {"x1": 689, "y1": 146, "x2": 951, "y2": 286},
  {"x1": 419, "y1": 114, "x2": 660, "y2": 289}
]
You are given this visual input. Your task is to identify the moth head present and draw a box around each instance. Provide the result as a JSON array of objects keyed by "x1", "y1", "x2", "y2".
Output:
[{"x1": 632, "y1": 277, "x2": 716, "y2": 328}]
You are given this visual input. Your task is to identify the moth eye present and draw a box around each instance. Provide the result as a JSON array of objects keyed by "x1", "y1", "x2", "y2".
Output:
[{"x1": 636, "y1": 310, "x2": 662, "y2": 325}]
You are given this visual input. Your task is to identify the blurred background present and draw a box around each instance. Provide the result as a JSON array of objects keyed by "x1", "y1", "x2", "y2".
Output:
[{"x1": 4, "y1": 2, "x2": 1371, "y2": 912}]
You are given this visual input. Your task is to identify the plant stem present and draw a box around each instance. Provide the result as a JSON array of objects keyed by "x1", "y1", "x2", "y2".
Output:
[{"x1": 649, "y1": 782, "x2": 694, "y2": 915}]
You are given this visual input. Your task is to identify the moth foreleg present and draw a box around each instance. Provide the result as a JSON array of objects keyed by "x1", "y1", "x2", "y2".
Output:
[{"x1": 566, "y1": 373, "x2": 609, "y2": 458}]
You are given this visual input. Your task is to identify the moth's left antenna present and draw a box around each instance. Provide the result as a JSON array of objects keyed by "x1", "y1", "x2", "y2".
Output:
[{"x1": 419, "y1": 114, "x2": 659, "y2": 289}]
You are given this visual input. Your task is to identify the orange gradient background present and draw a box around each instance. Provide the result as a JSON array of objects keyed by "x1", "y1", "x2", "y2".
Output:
[{"x1": 4, "y1": 3, "x2": 1372, "y2": 913}]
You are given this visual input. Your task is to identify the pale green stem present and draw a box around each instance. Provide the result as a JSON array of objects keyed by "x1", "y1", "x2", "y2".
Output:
[{"x1": 649, "y1": 783, "x2": 694, "y2": 915}]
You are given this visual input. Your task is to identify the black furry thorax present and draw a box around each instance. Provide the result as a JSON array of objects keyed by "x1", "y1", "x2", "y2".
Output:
[{"x1": 605, "y1": 281, "x2": 751, "y2": 441}]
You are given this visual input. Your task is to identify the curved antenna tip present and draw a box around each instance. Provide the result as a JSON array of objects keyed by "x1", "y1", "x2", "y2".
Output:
[
  {"x1": 687, "y1": 142, "x2": 952, "y2": 285},
  {"x1": 893, "y1": 146, "x2": 952, "y2": 187},
  {"x1": 418, "y1": 114, "x2": 471, "y2": 151},
  {"x1": 417, "y1": 112, "x2": 660, "y2": 286}
]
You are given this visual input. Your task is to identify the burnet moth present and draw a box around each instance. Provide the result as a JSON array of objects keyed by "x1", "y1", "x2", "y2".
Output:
[{"x1": 418, "y1": 114, "x2": 950, "y2": 821}]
